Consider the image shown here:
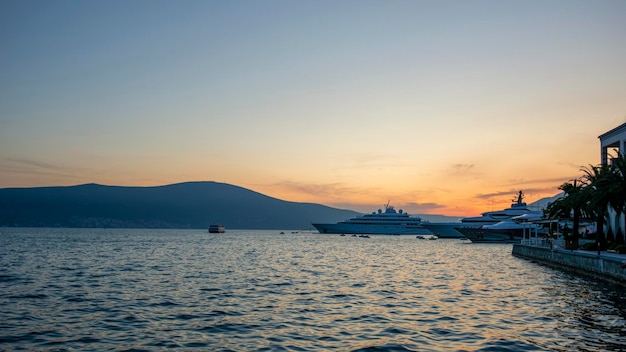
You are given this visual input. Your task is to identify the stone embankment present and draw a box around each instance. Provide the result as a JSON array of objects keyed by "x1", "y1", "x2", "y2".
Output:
[{"x1": 512, "y1": 244, "x2": 626, "y2": 285}]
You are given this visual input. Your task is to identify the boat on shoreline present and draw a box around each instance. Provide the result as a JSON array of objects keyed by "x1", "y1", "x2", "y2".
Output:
[{"x1": 312, "y1": 202, "x2": 433, "y2": 235}]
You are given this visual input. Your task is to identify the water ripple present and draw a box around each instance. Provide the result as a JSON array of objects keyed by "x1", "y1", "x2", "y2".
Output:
[{"x1": 0, "y1": 228, "x2": 625, "y2": 351}]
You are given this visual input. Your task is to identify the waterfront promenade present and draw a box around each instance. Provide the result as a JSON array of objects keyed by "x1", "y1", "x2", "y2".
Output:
[{"x1": 513, "y1": 240, "x2": 626, "y2": 285}]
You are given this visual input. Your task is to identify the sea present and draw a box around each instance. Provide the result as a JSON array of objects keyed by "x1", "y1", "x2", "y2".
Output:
[{"x1": 1, "y1": 228, "x2": 625, "y2": 352}]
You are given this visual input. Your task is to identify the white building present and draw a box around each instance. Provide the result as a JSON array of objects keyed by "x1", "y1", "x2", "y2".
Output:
[{"x1": 598, "y1": 122, "x2": 626, "y2": 242}]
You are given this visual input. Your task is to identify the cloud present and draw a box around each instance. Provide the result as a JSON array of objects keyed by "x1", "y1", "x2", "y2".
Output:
[
  {"x1": 264, "y1": 180, "x2": 449, "y2": 214},
  {"x1": 0, "y1": 157, "x2": 87, "y2": 180},
  {"x1": 326, "y1": 201, "x2": 447, "y2": 215},
  {"x1": 352, "y1": 153, "x2": 390, "y2": 165},
  {"x1": 501, "y1": 176, "x2": 577, "y2": 187},
  {"x1": 555, "y1": 161, "x2": 588, "y2": 170},
  {"x1": 331, "y1": 152, "x2": 413, "y2": 172},
  {"x1": 474, "y1": 186, "x2": 563, "y2": 202},
  {"x1": 474, "y1": 190, "x2": 524, "y2": 200},
  {"x1": 493, "y1": 176, "x2": 583, "y2": 199},
  {"x1": 451, "y1": 163, "x2": 474, "y2": 174},
  {"x1": 400, "y1": 202, "x2": 446, "y2": 212},
  {"x1": 5, "y1": 157, "x2": 65, "y2": 171},
  {"x1": 269, "y1": 180, "x2": 368, "y2": 199}
]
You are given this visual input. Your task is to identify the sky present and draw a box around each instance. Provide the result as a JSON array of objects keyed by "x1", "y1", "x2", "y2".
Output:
[{"x1": 1, "y1": 0, "x2": 625, "y2": 217}]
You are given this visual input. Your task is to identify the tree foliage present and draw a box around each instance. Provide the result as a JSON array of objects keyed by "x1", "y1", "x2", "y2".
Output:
[{"x1": 545, "y1": 153, "x2": 626, "y2": 248}]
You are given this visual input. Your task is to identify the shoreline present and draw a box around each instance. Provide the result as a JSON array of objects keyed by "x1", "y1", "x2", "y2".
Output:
[{"x1": 512, "y1": 244, "x2": 626, "y2": 286}]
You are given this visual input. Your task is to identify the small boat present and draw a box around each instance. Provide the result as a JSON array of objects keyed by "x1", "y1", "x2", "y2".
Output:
[
  {"x1": 208, "y1": 224, "x2": 225, "y2": 233},
  {"x1": 416, "y1": 235, "x2": 425, "y2": 239}
]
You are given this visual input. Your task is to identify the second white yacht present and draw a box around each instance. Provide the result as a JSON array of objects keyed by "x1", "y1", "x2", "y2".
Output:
[{"x1": 453, "y1": 191, "x2": 543, "y2": 243}]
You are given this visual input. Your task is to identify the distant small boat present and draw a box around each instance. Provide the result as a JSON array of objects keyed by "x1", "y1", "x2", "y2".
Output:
[
  {"x1": 208, "y1": 224, "x2": 225, "y2": 233},
  {"x1": 416, "y1": 235, "x2": 425, "y2": 239}
]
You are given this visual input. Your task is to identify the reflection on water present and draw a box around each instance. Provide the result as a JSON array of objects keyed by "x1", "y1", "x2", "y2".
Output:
[{"x1": 0, "y1": 228, "x2": 624, "y2": 351}]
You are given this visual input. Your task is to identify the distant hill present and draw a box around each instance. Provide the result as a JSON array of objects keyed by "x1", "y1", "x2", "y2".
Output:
[{"x1": 0, "y1": 182, "x2": 360, "y2": 230}]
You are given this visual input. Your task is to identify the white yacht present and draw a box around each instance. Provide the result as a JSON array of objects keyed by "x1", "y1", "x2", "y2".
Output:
[
  {"x1": 312, "y1": 202, "x2": 433, "y2": 235},
  {"x1": 454, "y1": 191, "x2": 543, "y2": 243}
]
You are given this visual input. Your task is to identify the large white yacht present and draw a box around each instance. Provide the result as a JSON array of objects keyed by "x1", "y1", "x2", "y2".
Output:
[
  {"x1": 312, "y1": 203, "x2": 433, "y2": 235},
  {"x1": 454, "y1": 191, "x2": 544, "y2": 243}
]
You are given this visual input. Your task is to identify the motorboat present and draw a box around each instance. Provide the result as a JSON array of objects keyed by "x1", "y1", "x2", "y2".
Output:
[
  {"x1": 208, "y1": 224, "x2": 225, "y2": 233},
  {"x1": 312, "y1": 202, "x2": 433, "y2": 235}
]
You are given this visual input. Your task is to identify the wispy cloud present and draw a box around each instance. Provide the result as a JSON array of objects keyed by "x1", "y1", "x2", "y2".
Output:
[
  {"x1": 450, "y1": 163, "x2": 475, "y2": 175},
  {"x1": 331, "y1": 152, "x2": 411, "y2": 172},
  {"x1": 494, "y1": 176, "x2": 581, "y2": 200},
  {"x1": 269, "y1": 180, "x2": 368, "y2": 199},
  {"x1": 0, "y1": 157, "x2": 88, "y2": 181},
  {"x1": 5, "y1": 157, "x2": 66, "y2": 171},
  {"x1": 269, "y1": 181, "x2": 444, "y2": 204},
  {"x1": 475, "y1": 190, "x2": 525, "y2": 200},
  {"x1": 264, "y1": 180, "x2": 447, "y2": 213},
  {"x1": 474, "y1": 186, "x2": 562, "y2": 202},
  {"x1": 400, "y1": 201, "x2": 446, "y2": 212},
  {"x1": 555, "y1": 161, "x2": 589, "y2": 171},
  {"x1": 501, "y1": 176, "x2": 577, "y2": 187},
  {"x1": 325, "y1": 201, "x2": 447, "y2": 215}
]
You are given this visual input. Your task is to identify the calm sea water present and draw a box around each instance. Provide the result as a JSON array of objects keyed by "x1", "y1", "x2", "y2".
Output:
[{"x1": 0, "y1": 228, "x2": 625, "y2": 352}]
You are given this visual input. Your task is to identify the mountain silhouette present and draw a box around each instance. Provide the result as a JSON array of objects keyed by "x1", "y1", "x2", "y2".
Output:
[{"x1": 0, "y1": 181, "x2": 360, "y2": 230}]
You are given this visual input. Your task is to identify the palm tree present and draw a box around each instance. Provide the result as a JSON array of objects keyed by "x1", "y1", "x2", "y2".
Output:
[
  {"x1": 581, "y1": 163, "x2": 613, "y2": 249},
  {"x1": 545, "y1": 153, "x2": 626, "y2": 249},
  {"x1": 545, "y1": 179, "x2": 587, "y2": 249}
]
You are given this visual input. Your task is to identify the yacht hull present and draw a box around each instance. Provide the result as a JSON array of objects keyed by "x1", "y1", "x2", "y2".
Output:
[
  {"x1": 312, "y1": 223, "x2": 432, "y2": 235},
  {"x1": 420, "y1": 223, "x2": 464, "y2": 238},
  {"x1": 454, "y1": 227, "x2": 522, "y2": 243}
]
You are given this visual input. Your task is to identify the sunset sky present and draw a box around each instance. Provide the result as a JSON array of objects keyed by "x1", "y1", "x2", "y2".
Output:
[{"x1": 1, "y1": 0, "x2": 625, "y2": 217}]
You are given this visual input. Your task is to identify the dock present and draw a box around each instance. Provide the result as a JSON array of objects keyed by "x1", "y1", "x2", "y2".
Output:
[{"x1": 512, "y1": 240, "x2": 626, "y2": 285}]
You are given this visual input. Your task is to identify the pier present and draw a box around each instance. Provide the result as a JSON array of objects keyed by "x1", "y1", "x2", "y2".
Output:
[{"x1": 512, "y1": 241, "x2": 626, "y2": 285}]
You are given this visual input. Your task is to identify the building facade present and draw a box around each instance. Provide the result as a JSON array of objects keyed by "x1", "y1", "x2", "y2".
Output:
[{"x1": 598, "y1": 122, "x2": 626, "y2": 242}]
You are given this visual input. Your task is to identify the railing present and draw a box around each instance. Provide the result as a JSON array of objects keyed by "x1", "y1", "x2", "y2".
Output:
[
  {"x1": 520, "y1": 238, "x2": 597, "y2": 251},
  {"x1": 520, "y1": 238, "x2": 561, "y2": 249},
  {"x1": 520, "y1": 224, "x2": 553, "y2": 248}
]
